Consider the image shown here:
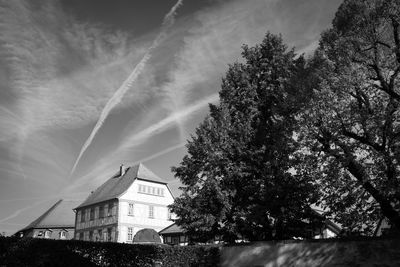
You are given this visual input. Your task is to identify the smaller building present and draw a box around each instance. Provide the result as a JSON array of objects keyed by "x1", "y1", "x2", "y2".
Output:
[
  {"x1": 159, "y1": 218, "x2": 341, "y2": 246},
  {"x1": 159, "y1": 223, "x2": 188, "y2": 246},
  {"x1": 15, "y1": 199, "x2": 79, "y2": 240}
]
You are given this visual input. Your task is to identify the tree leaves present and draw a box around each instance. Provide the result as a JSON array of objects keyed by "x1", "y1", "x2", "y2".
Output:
[
  {"x1": 170, "y1": 33, "x2": 319, "y2": 242},
  {"x1": 298, "y1": 0, "x2": 400, "y2": 235}
]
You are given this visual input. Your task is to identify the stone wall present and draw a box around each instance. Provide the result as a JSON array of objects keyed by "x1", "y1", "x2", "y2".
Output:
[{"x1": 220, "y1": 238, "x2": 400, "y2": 267}]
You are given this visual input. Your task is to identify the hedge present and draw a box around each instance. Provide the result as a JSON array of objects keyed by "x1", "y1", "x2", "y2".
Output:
[{"x1": 0, "y1": 237, "x2": 220, "y2": 267}]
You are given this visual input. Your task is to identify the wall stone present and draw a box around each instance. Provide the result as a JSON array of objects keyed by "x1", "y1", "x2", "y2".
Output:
[{"x1": 220, "y1": 238, "x2": 400, "y2": 267}]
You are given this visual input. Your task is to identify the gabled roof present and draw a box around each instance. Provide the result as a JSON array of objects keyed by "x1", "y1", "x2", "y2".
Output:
[
  {"x1": 159, "y1": 223, "x2": 185, "y2": 235},
  {"x1": 19, "y1": 199, "x2": 78, "y2": 232},
  {"x1": 76, "y1": 163, "x2": 168, "y2": 209}
]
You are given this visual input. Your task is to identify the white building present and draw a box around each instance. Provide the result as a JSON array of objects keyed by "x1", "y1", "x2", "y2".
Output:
[{"x1": 74, "y1": 163, "x2": 175, "y2": 243}]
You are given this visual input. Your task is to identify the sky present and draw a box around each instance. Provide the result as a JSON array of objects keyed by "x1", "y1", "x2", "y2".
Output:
[{"x1": 0, "y1": 0, "x2": 343, "y2": 236}]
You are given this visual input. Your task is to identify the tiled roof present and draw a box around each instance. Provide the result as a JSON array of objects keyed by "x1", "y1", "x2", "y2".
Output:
[
  {"x1": 167, "y1": 179, "x2": 184, "y2": 198},
  {"x1": 159, "y1": 223, "x2": 185, "y2": 235},
  {"x1": 20, "y1": 199, "x2": 79, "y2": 231},
  {"x1": 76, "y1": 163, "x2": 168, "y2": 209}
]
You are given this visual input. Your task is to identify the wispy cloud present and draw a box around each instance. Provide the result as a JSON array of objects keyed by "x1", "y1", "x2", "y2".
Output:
[
  {"x1": 0, "y1": 0, "x2": 342, "y2": 235},
  {"x1": 0, "y1": 199, "x2": 48, "y2": 224},
  {"x1": 70, "y1": 0, "x2": 184, "y2": 175},
  {"x1": 63, "y1": 93, "x2": 218, "y2": 195}
]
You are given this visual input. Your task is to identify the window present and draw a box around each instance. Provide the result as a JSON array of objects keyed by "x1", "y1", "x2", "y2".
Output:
[
  {"x1": 89, "y1": 231, "x2": 93, "y2": 241},
  {"x1": 128, "y1": 203, "x2": 134, "y2": 216},
  {"x1": 107, "y1": 228, "x2": 112, "y2": 242},
  {"x1": 104, "y1": 205, "x2": 108, "y2": 217},
  {"x1": 84, "y1": 231, "x2": 89, "y2": 241},
  {"x1": 107, "y1": 203, "x2": 112, "y2": 217},
  {"x1": 98, "y1": 229, "x2": 102, "y2": 241},
  {"x1": 138, "y1": 184, "x2": 165, "y2": 196},
  {"x1": 44, "y1": 230, "x2": 52, "y2": 239},
  {"x1": 79, "y1": 232, "x2": 83, "y2": 240},
  {"x1": 99, "y1": 206, "x2": 104, "y2": 218},
  {"x1": 149, "y1": 205, "x2": 154, "y2": 218},
  {"x1": 168, "y1": 209, "x2": 172, "y2": 220},
  {"x1": 103, "y1": 230, "x2": 107, "y2": 242},
  {"x1": 59, "y1": 231, "x2": 66, "y2": 239},
  {"x1": 81, "y1": 210, "x2": 86, "y2": 222},
  {"x1": 90, "y1": 208, "x2": 95, "y2": 221},
  {"x1": 127, "y1": 227, "x2": 133, "y2": 241}
]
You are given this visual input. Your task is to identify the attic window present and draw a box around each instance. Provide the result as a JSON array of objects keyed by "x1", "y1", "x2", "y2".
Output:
[{"x1": 138, "y1": 185, "x2": 165, "y2": 197}]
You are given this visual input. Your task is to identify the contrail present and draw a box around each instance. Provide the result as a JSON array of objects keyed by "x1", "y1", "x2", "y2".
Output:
[
  {"x1": 64, "y1": 94, "x2": 218, "y2": 193},
  {"x1": 70, "y1": 0, "x2": 183, "y2": 175},
  {"x1": 121, "y1": 94, "x2": 219, "y2": 146}
]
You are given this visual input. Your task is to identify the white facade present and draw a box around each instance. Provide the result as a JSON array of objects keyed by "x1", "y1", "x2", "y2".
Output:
[{"x1": 117, "y1": 180, "x2": 174, "y2": 243}]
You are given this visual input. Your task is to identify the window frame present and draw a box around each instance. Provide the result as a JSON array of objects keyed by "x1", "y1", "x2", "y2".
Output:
[
  {"x1": 149, "y1": 205, "x2": 154, "y2": 219},
  {"x1": 128, "y1": 203, "x2": 134, "y2": 216},
  {"x1": 90, "y1": 208, "x2": 95, "y2": 221},
  {"x1": 127, "y1": 227, "x2": 133, "y2": 241},
  {"x1": 99, "y1": 206, "x2": 104, "y2": 218}
]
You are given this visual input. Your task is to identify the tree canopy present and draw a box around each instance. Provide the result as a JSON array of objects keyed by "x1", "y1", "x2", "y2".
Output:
[
  {"x1": 171, "y1": 0, "x2": 400, "y2": 239},
  {"x1": 170, "y1": 33, "x2": 320, "y2": 242},
  {"x1": 297, "y1": 0, "x2": 400, "y2": 234}
]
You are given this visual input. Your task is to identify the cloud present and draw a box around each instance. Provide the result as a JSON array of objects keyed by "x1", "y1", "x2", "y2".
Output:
[
  {"x1": 63, "y1": 93, "x2": 218, "y2": 195},
  {"x1": 70, "y1": 0, "x2": 184, "y2": 175},
  {"x1": 0, "y1": 0, "x2": 343, "y2": 234},
  {"x1": 0, "y1": 0, "x2": 161, "y2": 187},
  {"x1": 0, "y1": 0, "x2": 155, "y2": 143},
  {"x1": 63, "y1": 0, "x2": 342, "y2": 193},
  {"x1": 0, "y1": 198, "x2": 48, "y2": 223}
]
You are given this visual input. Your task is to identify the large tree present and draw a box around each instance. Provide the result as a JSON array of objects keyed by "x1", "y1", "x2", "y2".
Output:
[
  {"x1": 170, "y1": 33, "x2": 319, "y2": 243},
  {"x1": 298, "y1": 0, "x2": 400, "y2": 234}
]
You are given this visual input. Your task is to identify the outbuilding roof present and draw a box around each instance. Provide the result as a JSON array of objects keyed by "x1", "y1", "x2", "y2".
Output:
[
  {"x1": 19, "y1": 199, "x2": 78, "y2": 232},
  {"x1": 76, "y1": 163, "x2": 169, "y2": 209},
  {"x1": 159, "y1": 223, "x2": 185, "y2": 235}
]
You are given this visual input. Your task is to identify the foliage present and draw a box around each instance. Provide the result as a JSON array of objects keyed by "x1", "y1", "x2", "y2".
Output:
[
  {"x1": 0, "y1": 236, "x2": 220, "y2": 267},
  {"x1": 297, "y1": 0, "x2": 400, "y2": 234},
  {"x1": 170, "y1": 33, "x2": 320, "y2": 242}
]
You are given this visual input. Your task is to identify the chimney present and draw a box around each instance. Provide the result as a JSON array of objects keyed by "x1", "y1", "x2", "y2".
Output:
[{"x1": 120, "y1": 164, "x2": 125, "y2": 177}]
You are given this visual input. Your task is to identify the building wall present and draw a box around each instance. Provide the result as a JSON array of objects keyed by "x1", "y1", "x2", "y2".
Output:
[
  {"x1": 75, "y1": 200, "x2": 119, "y2": 242},
  {"x1": 118, "y1": 180, "x2": 174, "y2": 243},
  {"x1": 22, "y1": 228, "x2": 74, "y2": 240},
  {"x1": 220, "y1": 238, "x2": 400, "y2": 267}
]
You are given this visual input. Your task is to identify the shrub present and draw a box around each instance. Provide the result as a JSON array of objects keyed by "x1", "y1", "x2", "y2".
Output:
[{"x1": 0, "y1": 237, "x2": 220, "y2": 267}]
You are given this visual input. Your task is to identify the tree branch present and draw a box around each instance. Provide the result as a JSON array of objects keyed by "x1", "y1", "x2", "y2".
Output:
[
  {"x1": 341, "y1": 128, "x2": 383, "y2": 152},
  {"x1": 392, "y1": 18, "x2": 400, "y2": 64},
  {"x1": 318, "y1": 138, "x2": 400, "y2": 230}
]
